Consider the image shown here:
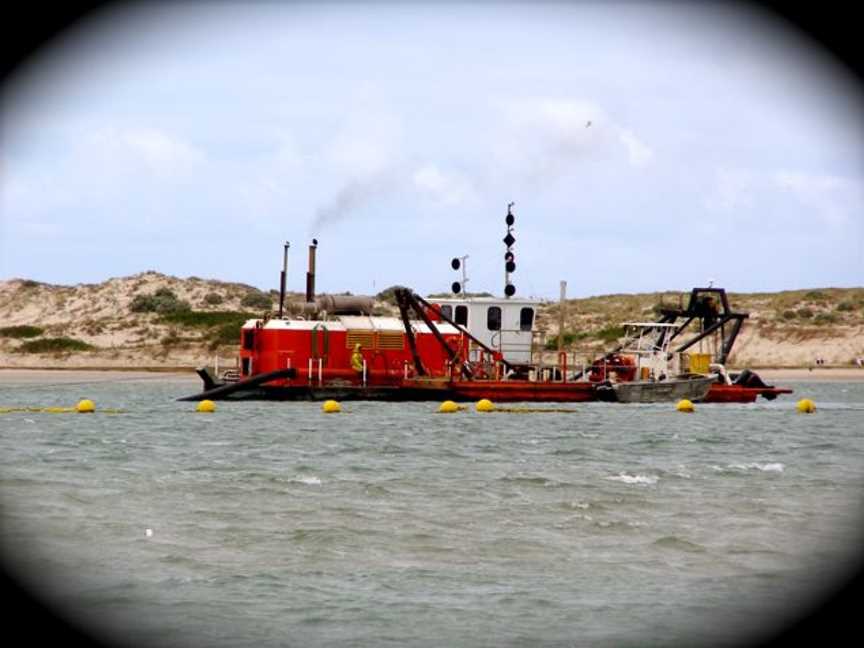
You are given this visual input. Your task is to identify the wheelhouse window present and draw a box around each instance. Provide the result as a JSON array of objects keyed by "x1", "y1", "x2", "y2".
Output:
[
  {"x1": 455, "y1": 305, "x2": 468, "y2": 326},
  {"x1": 487, "y1": 306, "x2": 502, "y2": 331},
  {"x1": 519, "y1": 307, "x2": 534, "y2": 332},
  {"x1": 439, "y1": 305, "x2": 453, "y2": 321}
]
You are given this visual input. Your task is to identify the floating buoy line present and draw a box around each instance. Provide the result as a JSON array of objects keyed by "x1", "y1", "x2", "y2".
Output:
[
  {"x1": 0, "y1": 399, "x2": 125, "y2": 414},
  {"x1": 0, "y1": 397, "x2": 817, "y2": 416}
]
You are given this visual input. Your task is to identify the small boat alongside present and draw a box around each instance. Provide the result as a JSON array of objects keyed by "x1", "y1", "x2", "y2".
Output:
[
  {"x1": 610, "y1": 375, "x2": 715, "y2": 403},
  {"x1": 589, "y1": 322, "x2": 717, "y2": 403}
]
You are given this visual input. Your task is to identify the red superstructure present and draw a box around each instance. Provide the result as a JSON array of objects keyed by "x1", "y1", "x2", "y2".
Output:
[{"x1": 236, "y1": 315, "x2": 463, "y2": 389}]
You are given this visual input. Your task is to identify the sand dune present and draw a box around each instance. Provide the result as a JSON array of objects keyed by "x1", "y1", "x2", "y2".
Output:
[{"x1": 1, "y1": 274, "x2": 863, "y2": 372}]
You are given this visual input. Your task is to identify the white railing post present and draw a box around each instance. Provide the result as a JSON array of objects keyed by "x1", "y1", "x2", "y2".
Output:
[
  {"x1": 308, "y1": 358, "x2": 313, "y2": 384},
  {"x1": 318, "y1": 358, "x2": 323, "y2": 386},
  {"x1": 362, "y1": 359, "x2": 367, "y2": 387}
]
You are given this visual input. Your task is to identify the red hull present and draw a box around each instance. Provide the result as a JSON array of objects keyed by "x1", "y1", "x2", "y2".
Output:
[
  {"x1": 700, "y1": 384, "x2": 793, "y2": 403},
  {"x1": 447, "y1": 380, "x2": 596, "y2": 403}
]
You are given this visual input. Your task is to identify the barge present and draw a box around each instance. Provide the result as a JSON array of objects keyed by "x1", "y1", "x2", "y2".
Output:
[{"x1": 180, "y1": 206, "x2": 791, "y2": 404}]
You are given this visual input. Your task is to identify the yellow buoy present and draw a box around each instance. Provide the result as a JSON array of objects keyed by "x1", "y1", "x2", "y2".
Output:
[
  {"x1": 76, "y1": 399, "x2": 96, "y2": 413},
  {"x1": 196, "y1": 399, "x2": 216, "y2": 413},
  {"x1": 475, "y1": 399, "x2": 495, "y2": 413},
  {"x1": 322, "y1": 400, "x2": 342, "y2": 413},
  {"x1": 796, "y1": 398, "x2": 816, "y2": 413},
  {"x1": 438, "y1": 400, "x2": 460, "y2": 413},
  {"x1": 676, "y1": 399, "x2": 694, "y2": 413}
]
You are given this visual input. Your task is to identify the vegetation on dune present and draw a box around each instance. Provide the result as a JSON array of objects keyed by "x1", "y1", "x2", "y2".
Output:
[
  {"x1": 0, "y1": 325, "x2": 44, "y2": 338},
  {"x1": 202, "y1": 292, "x2": 224, "y2": 306},
  {"x1": 130, "y1": 288, "x2": 191, "y2": 314},
  {"x1": 158, "y1": 310, "x2": 256, "y2": 350},
  {"x1": 426, "y1": 291, "x2": 494, "y2": 299},
  {"x1": 159, "y1": 310, "x2": 256, "y2": 327},
  {"x1": 593, "y1": 325, "x2": 627, "y2": 343},
  {"x1": 16, "y1": 337, "x2": 94, "y2": 353},
  {"x1": 240, "y1": 291, "x2": 273, "y2": 310},
  {"x1": 544, "y1": 331, "x2": 590, "y2": 350},
  {"x1": 209, "y1": 321, "x2": 248, "y2": 349}
]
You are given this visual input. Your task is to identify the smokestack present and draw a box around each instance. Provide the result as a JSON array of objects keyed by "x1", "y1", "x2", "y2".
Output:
[
  {"x1": 278, "y1": 241, "x2": 289, "y2": 319},
  {"x1": 305, "y1": 239, "x2": 318, "y2": 303}
]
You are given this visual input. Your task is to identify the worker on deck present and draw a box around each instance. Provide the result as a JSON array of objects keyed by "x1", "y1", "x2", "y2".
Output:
[{"x1": 351, "y1": 343, "x2": 364, "y2": 373}]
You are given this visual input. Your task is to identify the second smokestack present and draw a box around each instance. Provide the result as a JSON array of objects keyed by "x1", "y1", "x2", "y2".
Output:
[{"x1": 305, "y1": 239, "x2": 318, "y2": 303}]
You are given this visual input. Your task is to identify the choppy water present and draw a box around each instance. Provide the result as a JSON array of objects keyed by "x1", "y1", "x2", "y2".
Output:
[{"x1": 1, "y1": 375, "x2": 863, "y2": 648}]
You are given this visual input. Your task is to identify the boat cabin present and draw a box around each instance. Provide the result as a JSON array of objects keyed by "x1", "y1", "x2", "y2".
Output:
[
  {"x1": 426, "y1": 296, "x2": 539, "y2": 365},
  {"x1": 619, "y1": 322, "x2": 683, "y2": 380}
]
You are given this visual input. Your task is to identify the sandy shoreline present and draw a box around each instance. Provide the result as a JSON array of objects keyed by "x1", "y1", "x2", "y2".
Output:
[
  {"x1": 1, "y1": 367, "x2": 862, "y2": 384},
  {"x1": 0, "y1": 368, "x2": 197, "y2": 384},
  {"x1": 752, "y1": 368, "x2": 864, "y2": 382}
]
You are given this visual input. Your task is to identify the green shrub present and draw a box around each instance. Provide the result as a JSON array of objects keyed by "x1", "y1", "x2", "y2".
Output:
[
  {"x1": 544, "y1": 331, "x2": 590, "y2": 349},
  {"x1": 155, "y1": 310, "x2": 254, "y2": 349},
  {"x1": 804, "y1": 290, "x2": 826, "y2": 301},
  {"x1": 240, "y1": 291, "x2": 273, "y2": 309},
  {"x1": 781, "y1": 310, "x2": 797, "y2": 320},
  {"x1": 130, "y1": 288, "x2": 191, "y2": 314},
  {"x1": 16, "y1": 337, "x2": 93, "y2": 353},
  {"x1": 594, "y1": 325, "x2": 626, "y2": 342},
  {"x1": 208, "y1": 322, "x2": 247, "y2": 349},
  {"x1": 160, "y1": 310, "x2": 255, "y2": 327},
  {"x1": 427, "y1": 291, "x2": 494, "y2": 299},
  {"x1": 813, "y1": 312, "x2": 839, "y2": 325},
  {"x1": 0, "y1": 325, "x2": 44, "y2": 338},
  {"x1": 836, "y1": 301, "x2": 855, "y2": 312},
  {"x1": 203, "y1": 292, "x2": 224, "y2": 306},
  {"x1": 796, "y1": 307, "x2": 814, "y2": 319}
]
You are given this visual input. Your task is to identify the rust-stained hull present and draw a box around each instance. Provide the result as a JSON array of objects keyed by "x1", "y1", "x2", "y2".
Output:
[
  {"x1": 445, "y1": 380, "x2": 597, "y2": 403},
  {"x1": 699, "y1": 383, "x2": 793, "y2": 403}
]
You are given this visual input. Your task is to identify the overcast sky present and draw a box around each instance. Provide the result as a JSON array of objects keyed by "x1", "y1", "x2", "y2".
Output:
[{"x1": 2, "y1": 1, "x2": 862, "y2": 299}]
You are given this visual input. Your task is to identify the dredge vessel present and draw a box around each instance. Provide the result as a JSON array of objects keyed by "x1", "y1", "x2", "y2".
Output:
[{"x1": 180, "y1": 206, "x2": 791, "y2": 404}]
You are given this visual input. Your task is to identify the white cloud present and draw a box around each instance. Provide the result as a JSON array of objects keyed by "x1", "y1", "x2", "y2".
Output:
[
  {"x1": 120, "y1": 128, "x2": 203, "y2": 168},
  {"x1": 322, "y1": 108, "x2": 405, "y2": 177},
  {"x1": 773, "y1": 170, "x2": 861, "y2": 227},
  {"x1": 497, "y1": 98, "x2": 653, "y2": 180},
  {"x1": 412, "y1": 164, "x2": 476, "y2": 206},
  {"x1": 617, "y1": 128, "x2": 654, "y2": 167},
  {"x1": 89, "y1": 126, "x2": 205, "y2": 178},
  {"x1": 703, "y1": 167, "x2": 757, "y2": 211}
]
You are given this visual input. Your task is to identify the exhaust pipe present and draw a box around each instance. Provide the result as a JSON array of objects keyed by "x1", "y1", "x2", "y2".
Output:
[
  {"x1": 305, "y1": 238, "x2": 318, "y2": 304},
  {"x1": 278, "y1": 241, "x2": 289, "y2": 319}
]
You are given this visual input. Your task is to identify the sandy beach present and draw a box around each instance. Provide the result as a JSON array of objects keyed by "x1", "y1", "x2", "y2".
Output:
[
  {"x1": 753, "y1": 368, "x2": 864, "y2": 382},
  {"x1": 0, "y1": 368, "x2": 197, "y2": 385}
]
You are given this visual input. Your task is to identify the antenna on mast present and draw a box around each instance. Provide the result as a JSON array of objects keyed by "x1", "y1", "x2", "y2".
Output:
[
  {"x1": 503, "y1": 202, "x2": 516, "y2": 298},
  {"x1": 450, "y1": 255, "x2": 469, "y2": 294}
]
